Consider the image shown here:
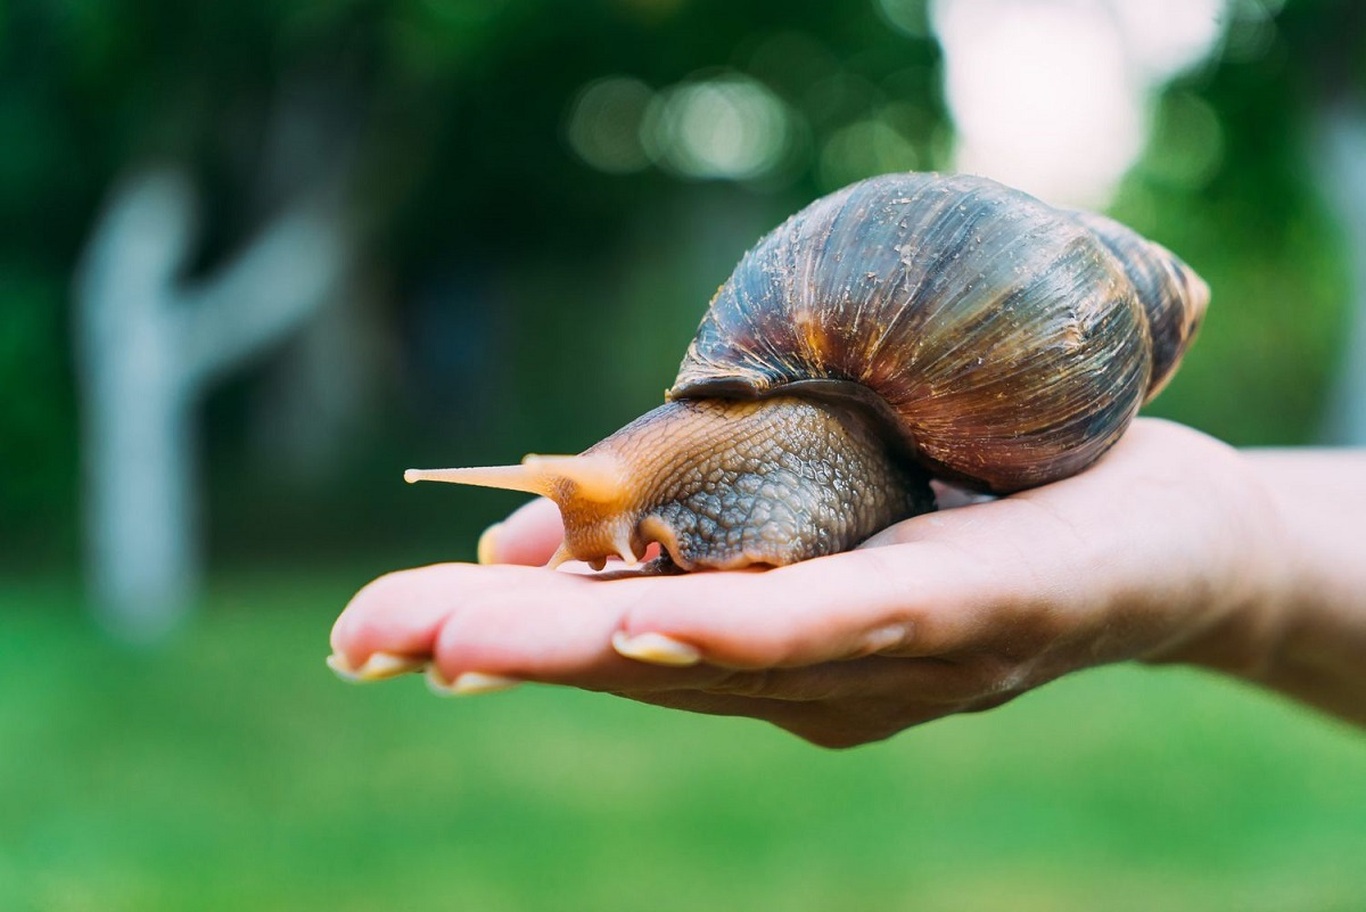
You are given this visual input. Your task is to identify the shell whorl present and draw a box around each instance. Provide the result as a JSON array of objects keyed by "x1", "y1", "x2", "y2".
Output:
[
  {"x1": 668, "y1": 173, "x2": 1208, "y2": 494},
  {"x1": 1068, "y1": 209, "x2": 1208, "y2": 400}
]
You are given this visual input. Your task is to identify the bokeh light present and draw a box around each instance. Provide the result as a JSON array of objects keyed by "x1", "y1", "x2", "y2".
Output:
[
  {"x1": 1142, "y1": 89, "x2": 1225, "y2": 190},
  {"x1": 642, "y1": 73, "x2": 794, "y2": 182},
  {"x1": 874, "y1": 0, "x2": 932, "y2": 38},
  {"x1": 818, "y1": 113, "x2": 920, "y2": 192},
  {"x1": 565, "y1": 76, "x2": 655, "y2": 174}
]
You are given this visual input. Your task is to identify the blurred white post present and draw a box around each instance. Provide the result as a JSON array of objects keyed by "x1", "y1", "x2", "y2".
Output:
[
  {"x1": 1318, "y1": 103, "x2": 1366, "y2": 445},
  {"x1": 74, "y1": 168, "x2": 350, "y2": 639}
]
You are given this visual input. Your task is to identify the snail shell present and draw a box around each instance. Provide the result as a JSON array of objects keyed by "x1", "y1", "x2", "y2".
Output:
[
  {"x1": 407, "y1": 172, "x2": 1207, "y2": 570},
  {"x1": 671, "y1": 172, "x2": 1206, "y2": 494}
]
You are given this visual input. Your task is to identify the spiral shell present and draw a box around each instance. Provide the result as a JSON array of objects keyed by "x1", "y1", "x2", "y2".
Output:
[{"x1": 669, "y1": 173, "x2": 1208, "y2": 494}]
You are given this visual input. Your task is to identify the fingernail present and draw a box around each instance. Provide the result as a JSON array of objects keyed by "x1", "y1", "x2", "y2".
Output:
[
  {"x1": 426, "y1": 666, "x2": 522, "y2": 696},
  {"x1": 611, "y1": 631, "x2": 702, "y2": 667},
  {"x1": 326, "y1": 652, "x2": 359, "y2": 680},
  {"x1": 477, "y1": 522, "x2": 502, "y2": 565},
  {"x1": 860, "y1": 622, "x2": 911, "y2": 655},
  {"x1": 328, "y1": 650, "x2": 427, "y2": 682},
  {"x1": 453, "y1": 671, "x2": 522, "y2": 694}
]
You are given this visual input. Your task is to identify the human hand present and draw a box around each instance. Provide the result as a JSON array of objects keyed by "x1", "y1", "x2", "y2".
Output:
[{"x1": 329, "y1": 419, "x2": 1291, "y2": 748}]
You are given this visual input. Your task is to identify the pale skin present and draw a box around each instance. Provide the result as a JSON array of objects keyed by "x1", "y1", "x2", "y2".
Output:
[{"x1": 328, "y1": 419, "x2": 1366, "y2": 748}]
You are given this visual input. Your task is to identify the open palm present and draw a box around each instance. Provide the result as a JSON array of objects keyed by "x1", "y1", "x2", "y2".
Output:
[{"x1": 330, "y1": 419, "x2": 1289, "y2": 747}]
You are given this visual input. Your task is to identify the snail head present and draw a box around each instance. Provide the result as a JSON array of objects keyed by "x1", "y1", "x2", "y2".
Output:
[
  {"x1": 404, "y1": 397, "x2": 934, "y2": 572},
  {"x1": 405, "y1": 451, "x2": 639, "y2": 570}
]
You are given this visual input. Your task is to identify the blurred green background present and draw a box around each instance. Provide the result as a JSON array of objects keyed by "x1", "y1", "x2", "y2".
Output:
[{"x1": 2, "y1": 0, "x2": 1363, "y2": 909}]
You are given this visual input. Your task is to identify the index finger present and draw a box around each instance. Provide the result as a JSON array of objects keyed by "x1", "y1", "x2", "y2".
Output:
[{"x1": 608, "y1": 541, "x2": 1000, "y2": 670}]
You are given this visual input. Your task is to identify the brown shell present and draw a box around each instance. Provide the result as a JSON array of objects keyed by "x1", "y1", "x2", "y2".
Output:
[{"x1": 668, "y1": 173, "x2": 1208, "y2": 494}]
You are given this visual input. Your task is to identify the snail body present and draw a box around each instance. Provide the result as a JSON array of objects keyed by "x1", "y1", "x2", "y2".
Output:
[{"x1": 408, "y1": 173, "x2": 1207, "y2": 571}]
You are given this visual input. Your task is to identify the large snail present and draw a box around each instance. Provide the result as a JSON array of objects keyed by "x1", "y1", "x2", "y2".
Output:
[{"x1": 407, "y1": 173, "x2": 1207, "y2": 571}]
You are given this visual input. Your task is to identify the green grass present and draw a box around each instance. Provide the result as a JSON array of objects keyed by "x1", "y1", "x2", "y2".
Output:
[{"x1": 1, "y1": 575, "x2": 1363, "y2": 911}]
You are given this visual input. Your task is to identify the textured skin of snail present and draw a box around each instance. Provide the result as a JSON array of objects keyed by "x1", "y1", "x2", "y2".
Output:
[{"x1": 408, "y1": 172, "x2": 1208, "y2": 572}]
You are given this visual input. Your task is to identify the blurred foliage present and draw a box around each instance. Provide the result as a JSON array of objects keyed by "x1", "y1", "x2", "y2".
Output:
[
  {"x1": 0, "y1": 0, "x2": 1361, "y2": 568},
  {"x1": 1118, "y1": 0, "x2": 1356, "y2": 445}
]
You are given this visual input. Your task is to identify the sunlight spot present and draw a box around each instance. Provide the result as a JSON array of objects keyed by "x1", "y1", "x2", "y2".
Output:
[
  {"x1": 566, "y1": 76, "x2": 655, "y2": 174},
  {"x1": 819, "y1": 115, "x2": 920, "y2": 192},
  {"x1": 644, "y1": 74, "x2": 793, "y2": 181},
  {"x1": 929, "y1": 0, "x2": 1228, "y2": 207}
]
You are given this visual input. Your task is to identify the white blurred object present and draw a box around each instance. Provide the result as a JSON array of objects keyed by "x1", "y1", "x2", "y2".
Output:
[
  {"x1": 1319, "y1": 102, "x2": 1366, "y2": 445},
  {"x1": 74, "y1": 169, "x2": 351, "y2": 640},
  {"x1": 931, "y1": 0, "x2": 1226, "y2": 207},
  {"x1": 643, "y1": 73, "x2": 794, "y2": 181}
]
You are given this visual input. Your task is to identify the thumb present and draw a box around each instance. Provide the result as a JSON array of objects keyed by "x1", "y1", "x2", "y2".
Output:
[{"x1": 478, "y1": 497, "x2": 564, "y2": 566}]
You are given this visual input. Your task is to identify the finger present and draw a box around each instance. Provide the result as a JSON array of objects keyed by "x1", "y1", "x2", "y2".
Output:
[
  {"x1": 423, "y1": 581, "x2": 1019, "y2": 705},
  {"x1": 332, "y1": 562, "x2": 725, "y2": 691},
  {"x1": 607, "y1": 543, "x2": 1016, "y2": 671},
  {"x1": 331, "y1": 554, "x2": 1040, "y2": 707},
  {"x1": 426, "y1": 571, "x2": 674, "y2": 690},
  {"x1": 332, "y1": 562, "x2": 605, "y2": 673},
  {"x1": 480, "y1": 498, "x2": 563, "y2": 566},
  {"x1": 330, "y1": 564, "x2": 501, "y2": 666},
  {"x1": 339, "y1": 502, "x2": 1064, "y2": 685}
]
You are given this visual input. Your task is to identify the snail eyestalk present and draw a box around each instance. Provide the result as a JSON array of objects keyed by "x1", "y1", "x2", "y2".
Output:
[
  {"x1": 404, "y1": 464, "x2": 549, "y2": 496},
  {"x1": 405, "y1": 452, "x2": 643, "y2": 568},
  {"x1": 404, "y1": 453, "x2": 627, "y2": 502}
]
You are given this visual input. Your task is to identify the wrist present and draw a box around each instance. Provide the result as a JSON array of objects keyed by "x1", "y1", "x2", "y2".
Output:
[
  {"x1": 1222, "y1": 448, "x2": 1366, "y2": 723},
  {"x1": 1140, "y1": 447, "x2": 1298, "y2": 682}
]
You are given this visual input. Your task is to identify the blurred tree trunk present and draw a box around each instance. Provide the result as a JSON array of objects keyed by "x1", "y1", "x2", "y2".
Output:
[
  {"x1": 1293, "y1": 1, "x2": 1366, "y2": 443},
  {"x1": 1317, "y1": 99, "x2": 1366, "y2": 445},
  {"x1": 74, "y1": 169, "x2": 351, "y2": 639}
]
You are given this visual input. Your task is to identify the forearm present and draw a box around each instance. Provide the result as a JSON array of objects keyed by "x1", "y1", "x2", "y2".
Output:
[{"x1": 1190, "y1": 448, "x2": 1366, "y2": 725}]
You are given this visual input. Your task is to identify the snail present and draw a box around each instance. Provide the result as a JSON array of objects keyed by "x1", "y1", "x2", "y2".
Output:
[{"x1": 406, "y1": 173, "x2": 1207, "y2": 571}]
